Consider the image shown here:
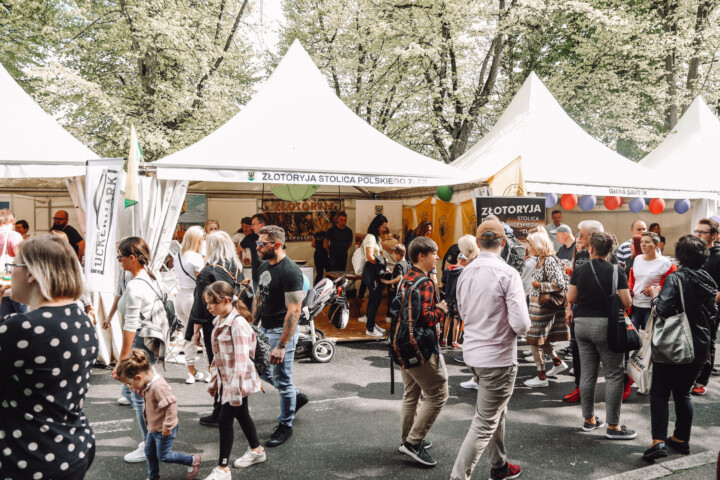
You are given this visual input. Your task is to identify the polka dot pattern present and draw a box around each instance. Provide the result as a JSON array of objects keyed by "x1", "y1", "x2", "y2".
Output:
[{"x1": 0, "y1": 305, "x2": 98, "y2": 478}]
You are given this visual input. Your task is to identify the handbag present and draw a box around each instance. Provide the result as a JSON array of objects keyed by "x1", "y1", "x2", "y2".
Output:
[
  {"x1": 651, "y1": 278, "x2": 695, "y2": 364},
  {"x1": 627, "y1": 309, "x2": 654, "y2": 393},
  {"x1": 590, "y1": 261, "x2": 641, "y2": 353},
  {"x1": 538, "y1": 256, "x2": 567, "y2": 309}
]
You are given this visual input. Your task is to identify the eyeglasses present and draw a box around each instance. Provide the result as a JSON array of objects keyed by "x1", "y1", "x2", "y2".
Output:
[
  {"x1": 116, "y1": 255, "x2": 127, "y2": 260},
  {"x1": 256, "y1": 241, "x2": 277, "y2": 249},
  {"x1": 5, "y1": 263, "x2": 27, "y2": 273},
  {"x1": 694, "y1": 230, "x2": 711, "y2": 235}
]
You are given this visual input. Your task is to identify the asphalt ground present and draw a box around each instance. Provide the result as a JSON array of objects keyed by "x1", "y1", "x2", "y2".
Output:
[{"x1": 83, "y1": 338, "x2": 720, "y2": 480}]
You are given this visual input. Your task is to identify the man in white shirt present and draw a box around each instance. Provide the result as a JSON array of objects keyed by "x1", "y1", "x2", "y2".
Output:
[{"x1": 450, "y1": 220, "x2": 530, "y2": 480}]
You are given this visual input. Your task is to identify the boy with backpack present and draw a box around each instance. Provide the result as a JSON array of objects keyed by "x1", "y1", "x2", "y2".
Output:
[{"x1": 392, "y1": 237, "x2": 448, "y2": 467}]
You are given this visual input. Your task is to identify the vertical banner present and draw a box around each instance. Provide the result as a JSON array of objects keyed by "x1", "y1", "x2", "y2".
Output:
[
  {"x1": 85, "y1": 159, "x2": 124, "y2": 293},
  {"x1": 433, "y1": 199, "x2": 457, "y2": 257},
  {"x1": 460, "y1": 199, "x2": 477, "y2": 235},
  {"x1": 475, "y1": 196, "x2": 545, "y2": 241},
  {"x1": 414, "y1": 197, "x2": 433, "y2": 227},
  {"x1": 402, "y1": 207, "x2": 415, "y2": 239},
  {"x1": 487, "y1": 156, "x2": 526, "y2": 196}
]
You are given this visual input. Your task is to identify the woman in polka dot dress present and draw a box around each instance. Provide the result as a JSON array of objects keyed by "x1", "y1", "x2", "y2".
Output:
[{"x1": 0, "y1": 235, "x2": 98, "y2": 479}]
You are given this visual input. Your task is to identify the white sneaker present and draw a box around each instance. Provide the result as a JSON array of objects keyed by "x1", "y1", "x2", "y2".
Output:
[
  {"x1": 547, "y1": 361, "x2": 569, "y2": 377},
  {"x1": 365, "y1": 329, "x2": 383, "y2": 337},
  {"x1": 459, "y1": 378, "x2": 478, "y2": 390},
  {"x1": 203, "y1": 467, "x2": 232, "y2": 480},
  {"x1": 123, "y1": 441, "x2": 146, "y2": 463},
  {"x1": 385, "y1": 316, "x2": 392, "y2": 323},
  {"x1": 203, "y1": 372, "x2": 211, "y2": 383},
  {"x1": 374, "y1": 325, "x2": 386, "y2": 334},
  {"x1": 524, "y1": 376, "x2": 549, "y2": 388},
  {"x1": 233, "y1": 448, "x2": 267, "y2": 468},
  {"x1": 117, "y1": 396, "x2": 131, "y2": 406},
  {"x1": 186, "y1": 372, "x2": 196, "y2": 384},
  {"x1": 358, "y1": 316, "x2": 367, "y2": 323}
]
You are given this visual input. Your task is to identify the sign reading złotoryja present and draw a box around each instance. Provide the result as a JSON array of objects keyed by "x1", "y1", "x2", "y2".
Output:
[
  {"x1": 261, "y1": 199, "x2": 345, "y2": 242},
  {"x1": 475, "y1": 196, "x2": 545, "y2": 241}
]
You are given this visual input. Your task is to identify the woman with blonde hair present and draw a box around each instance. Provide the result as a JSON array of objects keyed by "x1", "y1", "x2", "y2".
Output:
[
  {"x1": 174, "y1": 226, "x2": 207, "y2": 384},
  {"x1": 457, "y1": 234, "x2": 479, "y2": 262},
  {"x1": 524, "y1": 226, "x2": 570, "y2": 388},
  {"x1": 191, "y1": 230, "x2": 244, "y2": 427},
  {"x1": 0, "y1": 236, "x2": 98, "y2": 479}
]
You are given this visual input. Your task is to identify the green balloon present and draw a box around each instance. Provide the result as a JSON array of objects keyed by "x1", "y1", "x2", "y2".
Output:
[{"x1": 436, "y1": 185, "x2": 453, "y2": 202}]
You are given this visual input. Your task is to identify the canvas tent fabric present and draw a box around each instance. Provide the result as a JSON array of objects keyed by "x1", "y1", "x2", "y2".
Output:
[
  {"x1": 451, "y1": 73, "x2": 714, "y2": 200},
  {"x1": 154, "y1": 40, "x2": 464, "y2": 190},
  {"x1": 0, "y1": 65, "x2": 97, "y2": 177}
]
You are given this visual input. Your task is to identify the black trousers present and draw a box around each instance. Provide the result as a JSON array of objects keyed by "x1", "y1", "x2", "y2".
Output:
[
  {"x1": 218, "y1": 398, "x2": 260, "y2": 467},
  {"x1": 651, "y1": 362, "x2": 703, "y2": 441},
  {"x1": 695, "y1": 316, "x2": 718, "y2": 386}
]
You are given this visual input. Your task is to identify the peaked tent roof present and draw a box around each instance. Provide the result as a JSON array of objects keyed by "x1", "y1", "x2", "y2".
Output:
[
  {"x1": 154, "y1": 40, "x2": 464, "y2": 190},
  {"x1": 639, "y1": 96, "x2": 720, "y2": 193},
  {"x1": 0, "y1": 64, "x2": 97, "y2": 178},
  {"x1": 451, "y1": 73, "x2": 712, "y2": 199}
]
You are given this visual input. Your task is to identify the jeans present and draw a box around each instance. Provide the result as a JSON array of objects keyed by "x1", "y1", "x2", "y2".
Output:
[
  {"x1": 145, "y1": 426, "x2": 193, "y2": 479},
  {"x1": 631, "y1": 306, "x2": 652, "y2": 331},
  {"x1": 450, "y1": 365, "x2": 517, "y2": 480},
  {"x1": 364, "y1": 282, "x2": 382, "y2": 332},
  {"x1": 651, "y1": 362, "x2": 703, "y2": 441},
  {"x1": 261, "y1": 327, "x2": 300, "y2": 427},
  {"x1": 121, "y1": 334, "x2": 157, "y2": 440},
  {"x1": 0, "y1": 296, "x2": 27, "y2": 320}
]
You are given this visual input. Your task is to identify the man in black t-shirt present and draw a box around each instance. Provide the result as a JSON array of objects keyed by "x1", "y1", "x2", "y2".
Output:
[
  {"x1": 254, "y1": 225, "x2": 308, "y2": 447},
  {"x1": 52, "y1": 210, "x2": 85, "y2": 262},
  {"x1": 241, "y1": 213, "x2": 267, "y2": 289},
  {"x1": 324, "y1": 211, "x2": 353, "y2": 272}
]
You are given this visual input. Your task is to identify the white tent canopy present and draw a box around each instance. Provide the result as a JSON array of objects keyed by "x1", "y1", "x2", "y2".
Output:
[
  {"x1": 154, "y1": 41, "x2": 464, "y2": 190},
  {"x1": 451, "y1": 72, "x2": 713, "y2": 200},
  {"x1": 639, "y1": 96, "x2": 720, "y2": 193},
  {"x1": 0, "y1": 65, "x2": 97, "y2": 178}
]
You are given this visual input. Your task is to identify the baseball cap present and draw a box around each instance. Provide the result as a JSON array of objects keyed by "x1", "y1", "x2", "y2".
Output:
[
  {"x1": 476, "y1": 220, "x2": 505, "y2": 240},
  {"x1": 549, "y1": 224, "x2": 572, "y2": 234}
]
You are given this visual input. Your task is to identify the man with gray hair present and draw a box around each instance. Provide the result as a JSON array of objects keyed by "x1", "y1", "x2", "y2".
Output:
[
  {"x1": 0, "y1": 209, "x2": 26, "y2": 319},
  {"x1": 451, "y1": 220, "x2": 530, "y2": 480},
  {"x1": 254, "y1": 225, "x2": 309, "y2": 448}
]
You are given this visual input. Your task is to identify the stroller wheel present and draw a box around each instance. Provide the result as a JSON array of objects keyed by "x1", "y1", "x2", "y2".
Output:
[
  {"x1": 311, "y1": 340, "x2": 335, "y2": 363},
  {"x1": 314, "y1": 329, "x2": 325, "y2": 340}
]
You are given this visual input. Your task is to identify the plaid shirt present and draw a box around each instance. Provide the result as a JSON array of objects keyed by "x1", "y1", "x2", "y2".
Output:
[
  {"x1": 209, "y1": 308, "x2": 262, "y2": 406},
  {"x1": 401, "y1": 266, "x2": 445, "y2": 329}
]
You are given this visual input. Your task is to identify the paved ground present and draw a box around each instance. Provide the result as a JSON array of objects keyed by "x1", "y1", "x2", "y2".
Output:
[{"x1": 83, "y1": 338, "x2": 720, "y2": 480}]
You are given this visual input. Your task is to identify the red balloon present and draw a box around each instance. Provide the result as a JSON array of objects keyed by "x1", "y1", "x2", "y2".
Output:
[
  {"x1": 618, "y1": 197, "x2": 624, "y2": 207},
  {"x1": 603, "y1": 196, "x2": 621, "y2": 210},
  {"x1": 649, "y1": 198, "x2": 665, "y2": 215},
  {"x1": 560, "y1": 194, "x2": 578, "y2": 210}
]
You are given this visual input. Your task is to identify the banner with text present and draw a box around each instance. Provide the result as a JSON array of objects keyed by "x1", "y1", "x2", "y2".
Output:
[
  {"x1": 261, "y1": 199, "x2": 344, "y2": 241},
  {"x1": 475, "y1": 196, "x2": 545, "y2": 241},
  {"x1": 85, "y1": 159, "x2": 124, "y2": 293}
]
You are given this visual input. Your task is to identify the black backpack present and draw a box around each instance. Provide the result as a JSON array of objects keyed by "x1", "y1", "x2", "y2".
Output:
[
  {"x1": 387, "y1": 276, "x2": 438, "y2": 370},
  {"x1": 502, "y1": 232, "x2": 526, "y2": 274}
]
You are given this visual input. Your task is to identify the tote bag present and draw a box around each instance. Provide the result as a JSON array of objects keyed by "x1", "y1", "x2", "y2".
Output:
[
  {"x1": 651, "y1": 278, "x2": 695, "y2": 365},
  {"x1": 627, "y1": 311, "x2": 654, "y2": 393}
]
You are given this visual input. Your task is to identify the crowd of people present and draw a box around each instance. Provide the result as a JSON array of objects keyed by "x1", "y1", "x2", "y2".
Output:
[{"x1": 1, "y1": 205, "x2": 719, "y2": 480}]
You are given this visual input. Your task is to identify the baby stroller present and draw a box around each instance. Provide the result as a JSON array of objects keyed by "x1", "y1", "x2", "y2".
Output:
[{"x1": 296, "y1": 277, "x2": 350, "y2": 363}]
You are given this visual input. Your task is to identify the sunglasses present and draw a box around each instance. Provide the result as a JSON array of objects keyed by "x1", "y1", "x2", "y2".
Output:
[
  {"x1": 4, "y1": 263, "x2": 27, "y2": 273},
  {"x1": 256, "y1": 241, "x2": 277, "y2": 249}
]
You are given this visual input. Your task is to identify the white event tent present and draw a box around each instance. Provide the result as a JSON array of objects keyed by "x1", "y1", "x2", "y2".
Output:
[
  {"x1": 153, "y1": 40, "x2": 465, "y2": 192},
  {"x1": 451, "y1": 72, "x2": 713, "y2": 201},
  {"x1": 639, "y1": 96, "x2": 720, "y2": 224}
]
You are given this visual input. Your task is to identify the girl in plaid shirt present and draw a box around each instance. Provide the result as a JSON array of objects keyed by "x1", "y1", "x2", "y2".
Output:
[{"x1": 203, "y1": 281, "x2": 264, "y2": 480}]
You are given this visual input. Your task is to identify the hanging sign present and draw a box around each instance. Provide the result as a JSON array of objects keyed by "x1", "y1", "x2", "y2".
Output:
[{"x1": 475, "y1": 196, "x2": 545, "y2": 241}]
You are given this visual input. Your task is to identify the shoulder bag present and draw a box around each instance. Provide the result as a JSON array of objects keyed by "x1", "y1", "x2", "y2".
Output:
[
  {"x1": 177, "y1": 253, "x2": 197, "y2": 283},
  {"x1": 651, "y1": 278, "x2": 695, "y2": 364},
  {"x1": 590, "y1": 261, "x2": 641, "y2": 353},
  {"x1": 538, "y1": 256, "x2": 567, "y2": 309}
]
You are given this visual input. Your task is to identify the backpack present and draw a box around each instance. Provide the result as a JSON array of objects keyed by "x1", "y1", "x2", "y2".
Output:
[
  {"x1": 387, "y1": 276, "x2": 437, "y2": 369},
  {"x1": 502, "y1": 233, "x2": 526, "y2": 274},
  {"x1": 211, "y1": 263, "x2": 254, "y2": 310},
  {"x1": 249, "y1": 323, "x2": 271, "y2": 377},
  {"x1": 135, "y1": 277, "x2": 180, "y2": 332}
]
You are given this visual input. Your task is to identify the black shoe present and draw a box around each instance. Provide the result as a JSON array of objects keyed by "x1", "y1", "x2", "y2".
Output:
[
  {"x1": 399, "y1": 439, "x2": 432, "y2": 454},
  {"x1": 643, "y1": 443, "x2": 668, "y2": 460},
  {"x1": 582, "y1": 416, "x2": 605, "y2": 432},
  {"x1": 199, "y1": 415, "x2": 218, "y2": 427},
  {"x1": 266, "y1": 424, "x2": 293, "y2": 447},
  {"x1": 665, "y1": 437, "x2": 690, "y2": 455},
  {"x1": 453, "y1": 355, "x2": 465, "y2": 365},
  {"x1": 606, "y1": 425, "x2": 637, "y2": 440},
  {"x1": 295, "y1": 393, "x2": 309, "y2": 414},
  {"x1": 398, "y1": 441, "x2": 436, "y2": 466}
]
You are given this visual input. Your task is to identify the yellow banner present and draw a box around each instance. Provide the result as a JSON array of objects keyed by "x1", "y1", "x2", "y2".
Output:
[
  {"x1": 487, "y1": 156, "x2": 526, "y2": 197},
  {"x1": 434, "y1": 199, "x2": 457, "y2": 258},
  {"x1": 461, "y1": 199, "x2": 477, "y2": 235},
  {"x1": 414, "y1": 197, "x2": 433, "y2": 227}
]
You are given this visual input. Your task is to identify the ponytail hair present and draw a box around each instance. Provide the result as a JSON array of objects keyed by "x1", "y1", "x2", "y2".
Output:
[
  {"x1": 203, "y1": 281, "x2": 253, "y2": 321},
  {"x1": 118, "y1": 236, "x2": 156, "y2": 280},
  {"x1": 116, "y1": 349, "x2": 152, "y2": 380}
]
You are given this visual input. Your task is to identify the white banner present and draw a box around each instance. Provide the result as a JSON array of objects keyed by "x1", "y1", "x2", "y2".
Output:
[{"x1": 85, "y1": 159, "x2": 124, "y2": 293}]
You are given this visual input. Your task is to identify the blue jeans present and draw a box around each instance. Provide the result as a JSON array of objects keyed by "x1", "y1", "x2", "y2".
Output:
[
  {"x1": 0, "y1": 296, "x2": 27, "y2": 320},
  {"x1": 631, "y1": 306, "x2": 652, "y2": 330},
  {"x1": 261, "y1": 327, "x2": 300, "y2": 427},
  {"x1": 145, "y1": 426, "x2": 193, "y2": 479},
  {"x1": 121, "y1": 334, "x2": 157, "y2": 440}
]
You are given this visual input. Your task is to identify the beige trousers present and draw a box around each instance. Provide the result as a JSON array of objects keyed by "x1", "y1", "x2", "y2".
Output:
[{"x1": 400, "y1": 353, "x2": 449, "y2": 445}]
